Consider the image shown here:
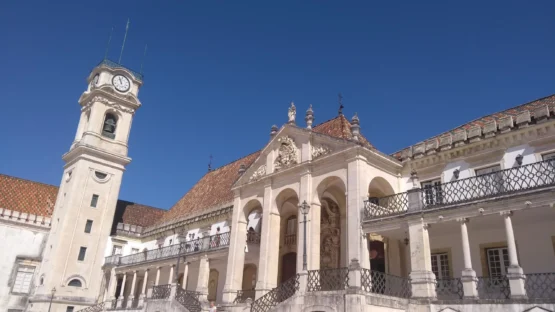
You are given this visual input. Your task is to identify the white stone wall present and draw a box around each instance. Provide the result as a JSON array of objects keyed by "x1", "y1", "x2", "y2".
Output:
[{"x1": 0, "y1": 221, "x2": 48, "y2": 312}]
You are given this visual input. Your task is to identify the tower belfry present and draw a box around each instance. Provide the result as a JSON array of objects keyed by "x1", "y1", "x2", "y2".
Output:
[{"x1": 30, "y1": 60, "x2": 143, "y2": 311}]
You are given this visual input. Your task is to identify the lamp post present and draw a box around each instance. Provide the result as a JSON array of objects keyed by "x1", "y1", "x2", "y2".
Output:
[
  {"x1": 47, "y1": 287, "x2": 56, "y2": 312},
  {"x1": 299, "y1": 200, "x2": 311, "y2": 271}
]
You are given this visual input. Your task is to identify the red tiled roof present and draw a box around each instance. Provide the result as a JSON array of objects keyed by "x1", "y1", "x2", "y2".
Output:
[
  {"x1": 0, "y1": 173, "x2": 164, "y2": 228},
  {"x1": 0, "y1": 174, "x2": 58, "y2": 217},
  {"x1": 313, "y1": 114, "x2": 374, "y2": 149},
  {"x1": 391, "y1": 94, "x2": 555, "y2": 159},
  {"x1": 156, "y1": 151, "x2": 261, "y2": 225}
]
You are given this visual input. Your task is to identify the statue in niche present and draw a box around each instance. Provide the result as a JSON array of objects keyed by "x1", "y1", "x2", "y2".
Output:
[{"x1": 320, "y1": 199, "x2": 341, "y2": 269}]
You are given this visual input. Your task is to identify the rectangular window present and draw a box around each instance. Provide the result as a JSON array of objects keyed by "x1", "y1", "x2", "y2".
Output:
[
  {"x1": 286, "y1": 217, "x2": 297, "y2": 235},
  {"x1": 66, "y1": 307, "x2": 75, "y2": 312},
  {"x1": 431, "y1": 253, "x2": 450, "y2": 279},
  {"x1": 112, "y1": 245, "x2": 122, "y2": 256},
  {"x1": 90, "y1": 194, "x2": 99, "y2": 207},
  {"x1": 131, "y1": 248, "x2": 139, "y2": 254},
  {"x1": 475, "y1": 165, "x2": 504, "y2": 195},
  {"x1": 486, "y1": 247, "x2": 509, "y2": 277},
  {"x1": 12, "y1": 265, "x2": 35, "y2": 294},
  {"x1": 84, "y1": 220, "x2": 93, "y2": 233},
  {"x1": 542, "y1": 152, "x2": 555, "y2": 161},
  {"x1": 421, "y1": 179, "x2": 442, "y2": 206},
  {"x1": 78, "y1": 247, "x2": 87, "y2": 261},
  {"x1": 475, "y1": 165, "x2": 501, "y2": 176}
]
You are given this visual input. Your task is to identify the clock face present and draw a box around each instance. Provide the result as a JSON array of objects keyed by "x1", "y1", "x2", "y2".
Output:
[
  {"x1": 93, "y1": 74, "x2": 99, "y2": 87},
  {"x1": 112, "y1": 75, "x2": 130, "y2": 92}
]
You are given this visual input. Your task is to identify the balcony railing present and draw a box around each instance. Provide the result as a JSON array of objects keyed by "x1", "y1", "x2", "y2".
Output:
[
  {"x1": 247, "y1": 232, "x2": 261, "y2": 245},
  {"x1": 284, "y1": 234, "x2": 296, "y2": 246},
  {"x1": 104, "y1": 232, "x2": 231, "y2": 267},
  {"x1": 364, "y1": 159, "x2": 555, "y2": 220}
]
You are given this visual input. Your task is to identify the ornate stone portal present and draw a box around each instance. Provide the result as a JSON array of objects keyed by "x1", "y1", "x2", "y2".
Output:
[
  {"x1": 274, "y1": 136, "x2": 298, "y2": 171},
  {"x1": 320, "y1": 199, "x2": 341, "y2": 269}
]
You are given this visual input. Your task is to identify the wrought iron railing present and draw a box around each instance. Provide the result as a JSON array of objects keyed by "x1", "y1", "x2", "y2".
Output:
[
  {"x1": 234, "y1": 289, "x2": 256, "y2": 303},
  {"x1": 251, "y1": 274, "x2": 299, "y2": 312},
  {"x1": 98, "y1": 59, "x2": 144, "y2": 82},
  {"x1": 525, "y1": 273, "x2": 555, "y2": 299},
  {"x1": 104, "y1": 255, "x2": 120, "y2": 266},
  {"x1": 175, "y1": 287, "x2": 201, "y2": 312},
  {"x1": 307, "y1": 267, "x2": 349, "y2": 292},
  {"x1": 360, "y1": 269, "x2": 411, "y2": 299},
  {"x1": 76, "y1": 302, "x2": 105, "y2": 312},
  {"x1": 105, "y1": 232, "x2": 231, "y2": 266},
  {"x1": 247, "y1": 232, "x2": 261, "y2": 245},
  {"x1": 476, "y1": 276, "x2": 510, "y2": 299},
  {"x1": 151, "y1": 284, "x2": 172, "y2": 299},
  {"x1": 364, "y1": 159, "x2": 555, "y2": 220},
  {"x1": 435, "y1": 277, "x2": 463, "y2": 300},
  {"x1": 284, "y1": 234, "x2": 296, "y2": 246}
]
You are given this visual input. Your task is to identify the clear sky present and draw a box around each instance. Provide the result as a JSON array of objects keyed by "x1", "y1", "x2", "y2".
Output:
[{"x1": 1, "y1": 1, "x2": 554, "y2": 209}]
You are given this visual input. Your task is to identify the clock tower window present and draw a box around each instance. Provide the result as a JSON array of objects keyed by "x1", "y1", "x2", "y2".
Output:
[{"x1": 102, "y1": 113, "x2": 118, "y2": 139}]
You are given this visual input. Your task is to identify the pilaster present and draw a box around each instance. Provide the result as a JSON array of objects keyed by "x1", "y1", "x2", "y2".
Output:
[
  {"x1": 346, "y1": 156, "x2": 364, "y2": 266},
  {"x1": 222, "y1": 194, "x2": 246, "y2": 303},
  {"x1": 256, "y1": 183, "x2": 279, "y2": 298},
  {"x1": 196, "y1": 255, "x2": 210, "y2": 303}
]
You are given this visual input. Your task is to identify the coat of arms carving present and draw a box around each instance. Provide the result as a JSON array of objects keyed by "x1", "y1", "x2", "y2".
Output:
[{"x1": 274, "y1": 136, "x2": 298, "y2": 171}]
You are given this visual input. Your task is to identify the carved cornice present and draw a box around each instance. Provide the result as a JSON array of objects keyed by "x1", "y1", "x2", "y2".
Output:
[{"x1": 82, "y1": 95, "x2": 136, "y2": 114}]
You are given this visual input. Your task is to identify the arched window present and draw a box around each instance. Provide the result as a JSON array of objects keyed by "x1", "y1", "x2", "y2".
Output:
[
  {"x1": 68, "y1": 279, "x2": 82, "y2": 287},
  {"x1": 101, "y1": 113, "x2": 118, "y2": 139}
]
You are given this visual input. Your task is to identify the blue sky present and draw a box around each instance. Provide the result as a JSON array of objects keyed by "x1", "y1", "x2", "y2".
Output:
[{"x1": 1, "y1": 1, "x2": 554, "y2": 209}]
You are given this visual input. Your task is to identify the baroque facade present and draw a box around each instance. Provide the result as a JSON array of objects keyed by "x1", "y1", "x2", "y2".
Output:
[{"x1": 0, "y1": 60, "x2": 554, "y2": 312}]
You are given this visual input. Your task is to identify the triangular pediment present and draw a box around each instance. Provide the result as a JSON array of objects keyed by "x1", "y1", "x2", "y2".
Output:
[
  {"x1": 233, "y1": 124, "x2": 357, "y2": 187},
  {"x1": 523, "y1": 307, "x2": 554, "y2": 312},
  {"x1": 437, "y1": 308, "x2": 460, "y2": 312}
]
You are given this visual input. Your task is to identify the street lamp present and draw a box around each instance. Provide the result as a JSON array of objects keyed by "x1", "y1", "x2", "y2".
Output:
[
  {"x1": 47, "y1": 287, "x2": 56, "y2": 312},
  {"x1": 299, "y1": 200, "x2": 311, "y2": 271}
]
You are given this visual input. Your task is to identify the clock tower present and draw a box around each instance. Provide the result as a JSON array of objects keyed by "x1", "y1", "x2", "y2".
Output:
[{"x1": 29, "y1": 60, "x2": 143, "y2": 312}]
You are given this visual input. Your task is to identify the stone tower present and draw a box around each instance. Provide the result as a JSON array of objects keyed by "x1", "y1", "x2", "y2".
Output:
[{"x1": 29, "y1": 60, "x2": 143, "y2": 312}]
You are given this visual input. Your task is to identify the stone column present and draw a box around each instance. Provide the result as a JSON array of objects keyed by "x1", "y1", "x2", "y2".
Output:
[
  {"x1": 116, "y1": 273, "x2": 127, "y2": 308},
  {"x1": 222, "y1": 195, "x2": 247, "y2": 303},
  {"x1": 168, "y1": 265, "x2": 175, "y2": 284},
  {"x1": 501, "y1": 211, "x2": 527, "y2": 298},
  {"x1": 106, "y1": 268, "x2": 117, "y2": 301},
  {"x1": 196, "y1": 255, "x2": 210, "y2": 303},
  {"x1": 346, "y1": 155, "x2": 365, "y2": 288},
  {"x1": 182, "y1": 262, "x2": 189, "y2": 289},
  {"x1": 127, "y1": 271, "x2": 137, "y2": 307},
  {"x1": 408, "y1": 219, "x2": 436, "y2": 298},
  {"x1": 155, "y1": 266, "x2": 161, "y2": 286},
  {"x1": 139, "y1": 269, "x2": 149, "y2": 307},
  {"x1": 256, "y1": 183, "x2": 280, "y2": 298},
  {"x1": 309, "y1": 201, "x2": 321, "y2": 270},
  {"x1": 458, "y1": 218, "x2": 478, "y2": 298}
]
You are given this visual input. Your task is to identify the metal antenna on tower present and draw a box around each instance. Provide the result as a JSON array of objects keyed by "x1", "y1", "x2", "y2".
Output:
[
  {"x1": 104, "y1": 27, "x2": 114, "y2": 60},
  {"x1": 118, "y1": 18, "x2": 130, "y2": 64},
  {"x1": 208, "y1": 154, "x2": 213, "y2": 172},
  {"x1": 338, "y1": 93, "x2": 344, "y2": 115},
  {"x1": 140, "y1": 44, "x2": 148, "y2": 74}
]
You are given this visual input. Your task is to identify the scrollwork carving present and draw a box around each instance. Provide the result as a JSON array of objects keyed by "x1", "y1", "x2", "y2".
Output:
[
  {"x1": 82, "y1": 96, "x2": 135, "y2": 114},
  {"x1": 274, "y1": 136, "x2": 298, "y2": 171},
  {"x1": 249, "y1": 165, "x2": 266, "y2": 182},
  {"x1": 312, "y1": 144, "x2": 331, "y2": 159}
]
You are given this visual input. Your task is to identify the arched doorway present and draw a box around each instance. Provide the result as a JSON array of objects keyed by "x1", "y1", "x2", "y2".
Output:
[
  {"x1": 240, "y1": 264, "x2": 257, "y2": 300},
  {"x1": 281, "y1": 252, "x2": 297, "y2": 283},
  {"x1": 207, "y1": 269, "x2": 219, "y2": 302}
]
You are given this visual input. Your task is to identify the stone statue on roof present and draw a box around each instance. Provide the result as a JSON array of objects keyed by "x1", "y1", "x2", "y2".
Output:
[{"x1": 288, "y1": 101, "x2": 296, "y2": 124}]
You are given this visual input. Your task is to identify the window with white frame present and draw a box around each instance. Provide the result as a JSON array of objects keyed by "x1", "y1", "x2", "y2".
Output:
[
  {"x1": 486, "y1": 247, "x2": 509, "y2": 277},
  {"x1": 286, "y1": 216, "x2": 297, "y2": 235},
  {"x1": 131, "y1": 248, "x2": 139, "y2": 254},
  {"x1": 421, "y1": 179, "x2": 442, "y2": 206},
  {"x1": 542, "y1": 152, "x2": 555, "y2": 161},
  {"x1": 112, "y1": 245, "x2": 122, "y2": 256},
  {"x1": 431, "y1": 253, "x2": 450, "y2": 279},
  {"x1": 475, "y1": 165, "x2": 501, "y2": 176},
  {"x1": 12, "y1": 265, "x2": 35, "y2": 294}
]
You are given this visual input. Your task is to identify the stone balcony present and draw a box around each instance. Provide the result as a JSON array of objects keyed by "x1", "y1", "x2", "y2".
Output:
[
  {"x1": 104, "y1": 232, "x2": 231, "y2": 267},
  {"x1": 363, "y1": 159, "x2": 555, "y2": 221}
]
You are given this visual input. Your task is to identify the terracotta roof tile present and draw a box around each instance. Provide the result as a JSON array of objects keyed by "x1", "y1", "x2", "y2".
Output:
[
  {"x1": 312, "y1": 114, "x2": 375, "y2": 149},
  {"x1": 0, "y1": 174, "x2": 58, "y2": 217},
  {"x1": 156, "y1": 151, "x2": 261, "y2": 225},
  {"x1": 391, "y1": 94, "x2": 555, "y2": 159}
]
